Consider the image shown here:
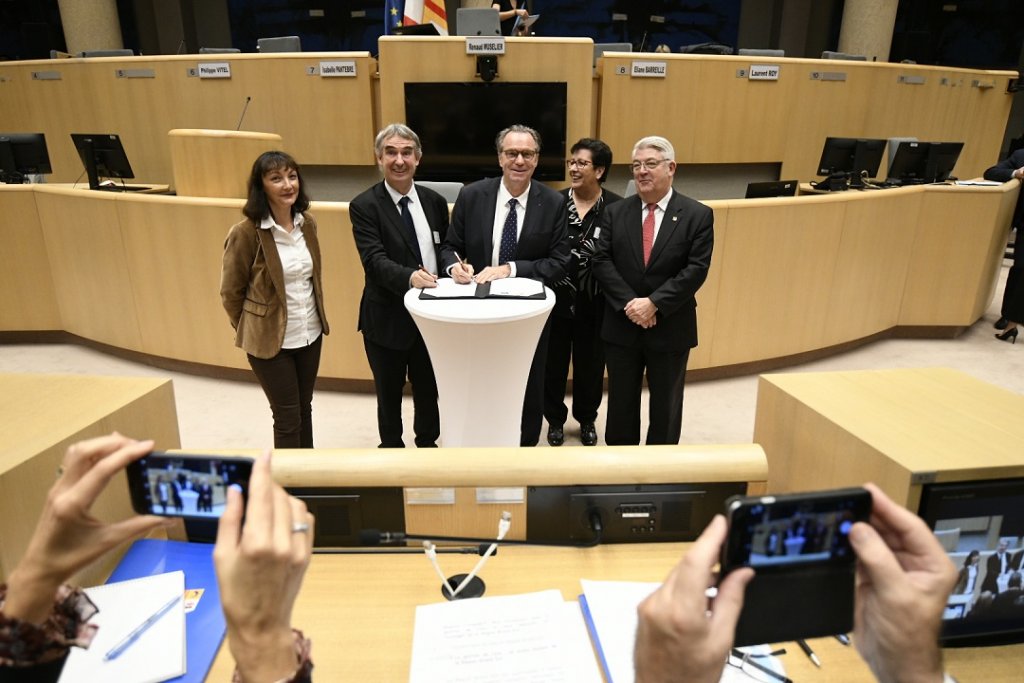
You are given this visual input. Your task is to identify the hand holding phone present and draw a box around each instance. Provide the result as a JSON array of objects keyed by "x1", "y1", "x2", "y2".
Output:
[
  {"x1": 721, "y1": 487, "x2": 872, "y2": 646},
  {"x1": 126, "y1": 452, "x2": 254, "y2": 520}
]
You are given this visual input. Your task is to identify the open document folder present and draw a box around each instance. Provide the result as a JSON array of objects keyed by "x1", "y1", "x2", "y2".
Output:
[
  {"x1": 58, "y1": 570, "x2": 186, "y2": 683},
  {"x1": 419, "y1": 276, "x2": 545, "y2": 300},
  {"x1": 409, "y1": 589, "x2": 602, "y2": 682},
  {"x1": 579, "y1": 579, "x2": 789, "y2": 683}
]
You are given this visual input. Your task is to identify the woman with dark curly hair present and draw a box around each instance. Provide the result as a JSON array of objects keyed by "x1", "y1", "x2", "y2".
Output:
[{"x1": 221, "y1": 151, "x2": 329, "y2": 447}]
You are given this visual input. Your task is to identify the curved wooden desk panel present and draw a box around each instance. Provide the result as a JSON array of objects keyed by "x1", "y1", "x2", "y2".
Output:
[
  {"x1": 0, "y1": 53, "x2": 376, "y2": 183},
  {"x1": 168, "y1": 129, "x2": 283, "y2": 198},
  {"x1": 0, "y1": 181, "x2": 1016, "y2": 383},
  {"x1": 264, "y1": 443, "x2": 768, "y2": 488},
  {"x1": 0, "y1": 48, "x2": 1013, "y2": 191},
  {"x1": 598, "y1": 53, "x2": 1015, "y2": 180}
]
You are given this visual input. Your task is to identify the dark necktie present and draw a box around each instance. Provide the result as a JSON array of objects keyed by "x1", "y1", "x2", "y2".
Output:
[
  {"x1": 642, "y1": 203, "x2": 656, "y2": 266},
  {"x1": 398, "y1": 196, "x2": 423, "y2": 263},
  {"x1": 498, "y1": 198, "x2": 518, "y2": 265}
]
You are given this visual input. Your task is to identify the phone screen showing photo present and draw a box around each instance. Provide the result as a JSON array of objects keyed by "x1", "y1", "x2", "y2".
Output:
[
  {"x1": 127, "y1": 452, "x2": 253, "y2": 519},
  {"x1": 724, "y1": 489, "x2": 871, "y2": 571}
]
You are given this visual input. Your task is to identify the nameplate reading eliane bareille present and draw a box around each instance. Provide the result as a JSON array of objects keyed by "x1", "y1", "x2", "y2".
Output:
[
  {"x1": 631, "y1": 61, "x2": 667, "y2": 78},
  {"x1": 466, "y1": 37, "x2": 505, "y2": 55}
]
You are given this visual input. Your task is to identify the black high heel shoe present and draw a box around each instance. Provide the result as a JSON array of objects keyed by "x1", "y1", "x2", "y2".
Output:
[{"x1": 995, "y1": 328, "x2": 1018, "y2": 344}]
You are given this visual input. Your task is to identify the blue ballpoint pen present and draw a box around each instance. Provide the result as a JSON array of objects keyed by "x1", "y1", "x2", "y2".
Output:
[{"x1": 103, "y1": 594, "x2": 182, "y2": 661}]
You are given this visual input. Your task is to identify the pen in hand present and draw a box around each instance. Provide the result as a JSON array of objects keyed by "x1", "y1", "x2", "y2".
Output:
[
  {"x1": 103, "y1": 594, "x2": 182, "y2": 661},
  {"x1": 795, "y1": 638, "x2": 821, "y2": 667}
]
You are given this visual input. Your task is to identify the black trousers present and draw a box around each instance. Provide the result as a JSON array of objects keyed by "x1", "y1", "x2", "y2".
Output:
[
  {"x1": 1001, "y1": 226, "x2": 1024, "y2": 321},
  {"x1": 520, "y1": 320, "x2": 551, "y2": 447},
  {"x1": 247, "y1": 334, "x2": 322, "y2": 448},
  {"x1": 604, "y1": 339, "x2": 689, "y2": 446},
  {"x1": 363, "y1": 335, "x2": 440, "y2": 448},
  {"x1": 543, "y1": 294, "x2": 605, "y2": 427}
]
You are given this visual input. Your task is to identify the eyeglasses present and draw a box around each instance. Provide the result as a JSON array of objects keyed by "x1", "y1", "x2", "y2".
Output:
[
  {"x1": 502, "y1": 149, "x2": 538, "y2": 161},
  {"x1": 630, "y1": 159, "x2": 669, "y2": 172},
  {"x1": 566, "y1": 159, "x2": 593, "y2": 168},
  {"x1": 726, "y1": 648, "x2": 791, "y2": 683}
]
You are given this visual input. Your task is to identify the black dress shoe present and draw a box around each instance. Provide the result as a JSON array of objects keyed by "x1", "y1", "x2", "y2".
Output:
[
  {"x1": 580, "y1": 422, "x2": 598, "y2": 446},
  {"x1": 995, "y1": 316, "x2": 1009, "y2": 330},
  {"x1": 547, "y1": 424, "x2": 564, "y2": 447}
]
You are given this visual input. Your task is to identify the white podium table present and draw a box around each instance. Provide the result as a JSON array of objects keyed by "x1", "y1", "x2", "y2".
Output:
[{"x1": 404, "y1": 285, "x2": 554, "y2": 447}]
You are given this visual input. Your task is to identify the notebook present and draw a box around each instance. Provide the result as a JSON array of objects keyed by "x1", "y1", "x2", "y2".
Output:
[{"x1": 57, "y1": 570, "x2": 186, "y2": 683}]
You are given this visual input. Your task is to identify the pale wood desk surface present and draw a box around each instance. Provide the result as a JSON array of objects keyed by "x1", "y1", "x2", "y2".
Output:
[
  {"x1": 755, "y1": 367, "x2": 1024, "y2": 509},
  {"x1": 206, "y1": 543, "x2": 1020, "y2": 682}
]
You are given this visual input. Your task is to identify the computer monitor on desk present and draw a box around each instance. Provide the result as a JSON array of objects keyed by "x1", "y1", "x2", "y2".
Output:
[
  {"x1": 816, "y1": 137, "x2": 887, "y2": 189},
  {"x1": 0, "y1": 133, "x2": 51, "y2": 184},
  {"x1": 886, "y1": 141, "x2": 964, "y2": 185},
  {"x1": 70, "y1": 133, "x2": 147, "y2": 191}
]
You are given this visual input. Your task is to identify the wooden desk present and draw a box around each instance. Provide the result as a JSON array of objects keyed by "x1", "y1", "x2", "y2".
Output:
[
  {"x1": 205, "y1": 544, "x2": 1022, "y2": 681},
  {"x1": 1, "y1": 180, "x2": 1016, "y2": 385},
  {"x1": 0, "y1": 373, "x2": 181, "y2": 585},
  {"x1": 752, "y1": 368, "x2": 1024, "y2": 509}
]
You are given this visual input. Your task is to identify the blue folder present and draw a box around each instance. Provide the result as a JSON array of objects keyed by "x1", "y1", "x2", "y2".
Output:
[{"x1": 107, "y1": 539, "x2": 225, "y2": 683}]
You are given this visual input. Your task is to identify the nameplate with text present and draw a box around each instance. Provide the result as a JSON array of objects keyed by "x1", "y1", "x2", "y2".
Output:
[
  {"x1": 631, "y1": 61, "x2": 667, "y2": 78},
  {"x1": 748, "y1": 64, "x2": 780, "y2": 81},
  {"x1": 197, "y1": 62, "x2": 232, "y2": 79},
  {"x1": 319, "y1": 60, "x2": 357, "y2": 77},
  {"x1": 466, "y1": 37, "x2": 505, "y2": 55}
]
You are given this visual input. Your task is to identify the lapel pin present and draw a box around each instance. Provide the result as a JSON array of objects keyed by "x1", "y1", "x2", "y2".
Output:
[{"x1": 672, "y1": 216, "x2": 678, "y2": 222}]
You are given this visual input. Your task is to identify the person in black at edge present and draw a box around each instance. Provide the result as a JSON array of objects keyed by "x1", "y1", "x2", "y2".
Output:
[{"x1": 544, "y1": 138, "x2": 622, "y2": 447}]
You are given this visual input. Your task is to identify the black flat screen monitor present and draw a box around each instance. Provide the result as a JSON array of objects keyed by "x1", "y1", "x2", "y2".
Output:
[
  {"x1": 816, "y1": 137, "x2": 887, "y2": 184},
  {"x1": 0, "y1": 133, "x2": 52, "y2": 183},
  {"x1": 70, "y1": 133, "x2": 136, "y2": 189},
  {"x1": 745, "y1": 180, "x2": 798, "y2": 199},
  {"x1": 887, "y1": 141, "x2": 964, "y2": 184},
  {"x1": 404, "y1": 82, "x2": 568, "y2": 182},
  {"x1": 917, "y1": 476, "x2": 1024, "y2": 646}
]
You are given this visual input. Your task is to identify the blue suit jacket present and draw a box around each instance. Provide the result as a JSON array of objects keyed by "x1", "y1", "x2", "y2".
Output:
[{"x1": 440, "y1": 176, "x2": 570, "y2": 286}]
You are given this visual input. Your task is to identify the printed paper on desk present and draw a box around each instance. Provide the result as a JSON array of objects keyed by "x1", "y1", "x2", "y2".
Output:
[
  {"x1": 580, "y1": 579, "x2": 660, "y2": 683},
  {"x1": 58, "y1": 570, "x2": 186, "y2": 683},
  {"x1": 409, "y1": 589, "x2": 601, "y2": 683},
  {"x1": 487, "y1": 277, "x2": 544, "y2": 298}
]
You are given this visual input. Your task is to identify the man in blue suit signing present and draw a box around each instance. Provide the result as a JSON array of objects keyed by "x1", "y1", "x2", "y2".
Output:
[
  {"x1": 441, "y1": 124, "x2": 570, "y2": 446},
  {"x1": 593, "y1": 135, "x2": 713, "y2": 445}
]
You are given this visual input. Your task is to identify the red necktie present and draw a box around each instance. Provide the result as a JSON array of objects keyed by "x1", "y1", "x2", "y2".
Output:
[{"x1": 642, "y1": 203, "x2": 656, "y2": 265}]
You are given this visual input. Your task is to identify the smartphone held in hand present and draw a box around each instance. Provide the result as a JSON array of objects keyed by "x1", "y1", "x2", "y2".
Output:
[
  {"x1": 126, "y1": 451, "x2": 254, "y2": 520},
  {"x1": 721, "y1": 487, "x2": 872, "y2": 646}
]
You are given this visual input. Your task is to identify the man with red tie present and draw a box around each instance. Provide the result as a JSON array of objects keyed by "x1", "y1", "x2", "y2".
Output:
[{"x1": 593, "y1": 136, "x2": 714, "y2": 445}]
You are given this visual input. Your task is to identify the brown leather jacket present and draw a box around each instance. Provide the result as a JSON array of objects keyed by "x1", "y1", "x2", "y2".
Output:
[{"x1": 220, "y1": 214, "x2": 329, "y2": 359}]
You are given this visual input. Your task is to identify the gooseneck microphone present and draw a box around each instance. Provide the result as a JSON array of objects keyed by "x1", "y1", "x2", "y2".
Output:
[{"x1": 236, "y1": 96, "x2": 252, "y2": 131}]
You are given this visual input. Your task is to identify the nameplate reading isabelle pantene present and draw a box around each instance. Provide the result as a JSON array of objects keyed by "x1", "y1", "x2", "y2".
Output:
[
  {"x1": 320, "y1": 61, "x2": 357, "y2": 77},
  {"x1": 465, "y1": 37, "x2": 506, "y2": 55},
  {"x1": 198, "y1": 62, "x2": 231, "y2": 79},
  {"x1": 631, "y1": 61, "x2": 667, "y2": 78}
]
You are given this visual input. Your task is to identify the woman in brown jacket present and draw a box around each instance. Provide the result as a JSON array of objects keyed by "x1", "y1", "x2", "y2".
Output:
[{"x1": 221, "y1": 151, "x2": 329, "y2": 447}]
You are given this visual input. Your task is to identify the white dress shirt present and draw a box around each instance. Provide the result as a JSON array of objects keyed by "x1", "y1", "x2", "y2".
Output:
[
  {"x1": 640, "y1": 188, "x2": 674, "y2": 245},
  {"x1": 260, "y1": 213, "x2": 322, "y2": 349},
  {"x1": 384, "y1": 182, "x2": 438, "y2": 275},
  {"x1": 491, "y1": 181, "x2": 530, "y2": 276}
]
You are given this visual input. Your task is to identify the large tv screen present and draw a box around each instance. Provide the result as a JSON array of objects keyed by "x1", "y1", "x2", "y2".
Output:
[
  {"x1": 404, "y1": 82, "x2": 568, "y2": 183},
  {"x1": 917, "y1": 476, "x2": 1024, "y2": 645}
]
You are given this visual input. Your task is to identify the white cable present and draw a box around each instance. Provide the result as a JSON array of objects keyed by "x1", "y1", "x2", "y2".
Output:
[
  {"x1": 450, "y1": 511, "x2": 512, "y2": 597},
  {"x1": 423, "y1": 541, "x2": 454, "y2": 597}
]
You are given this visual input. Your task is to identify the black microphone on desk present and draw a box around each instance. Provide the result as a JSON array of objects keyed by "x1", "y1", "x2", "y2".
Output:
[{"x1": 236, "y1": 96, "x2": 252, "y2": 131}]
